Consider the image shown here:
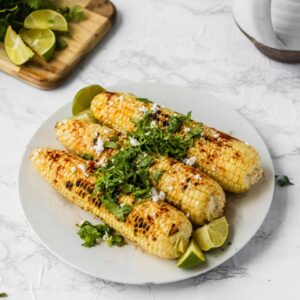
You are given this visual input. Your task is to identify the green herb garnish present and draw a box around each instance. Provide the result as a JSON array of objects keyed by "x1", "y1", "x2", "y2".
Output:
[
  {"x1": 129, "y1": 111, "x2": 201, "y2": 160},
  {"x1": 275, "y1": 175, "x2": 294, "y2": 187},
  {"x1": 0, "y1": 292, "x2": 7, "y2": 298},
  {"x1": 151, "y1": 170, "x2": 164, "y2": 183},
  {"x1": 58, "y1": 5, "x2": 86, "y2": 22},
  {"x1": 93, "y1": 147, "x2": 154, "y2": 220},
  {"x1": 77, "y1": 221, "x2": 100, "y2": 247},
  {"x1": 168, "y1": 111, "x2": 191, "y2": 133},
  {"x1": 81, "y1": 153, "x2": 93, "y2": 160},
  {"x1": 136, "y1": 97, "x2": 152, "y2": 104},
  {"x1": 77, "y1": 221, "x2": 124, "y2": 247},
  {"x1": 104, "y1": 141, "x2": 117, "y2": 149}
]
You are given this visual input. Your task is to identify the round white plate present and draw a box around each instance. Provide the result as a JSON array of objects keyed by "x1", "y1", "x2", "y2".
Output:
[{"x1": 18, "y1": 83, "x2": 274, "y2": 285}]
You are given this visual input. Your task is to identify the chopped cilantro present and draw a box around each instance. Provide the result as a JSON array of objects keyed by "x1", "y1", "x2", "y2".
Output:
[
  {"x1": 275, "y1": 175, "x2": 294, "y2": 187},
  {"x1": 107, "y1": 234, "x2": 124, "y2": 247},
  {"x1": 58, "y1": 5, "x2": 86, "y2": 22},
  {"x1": 77, "y1": 222, "x2": 100, "y2": 247},
  {"x1": 81, "y1": 153, "x2": 93, "y2": 160},
  {"x1": 104, "y1": 141, "x2": 117, "y2": 149},
  {"x1": 93, "y1": 146, "x2": 154, "y2": 220},
  {"x1": 168, "y1": 111, "x2": 191, "y2": 133},
  {"x1": 136, "y1": 97, "x2": 152, "y2": 104},
  {"x1": 77, "y1": 221, "x2": 125, "y2": 248},
  {"x1": 151, "y1": 170, "x2": 164, "y2": 183},
  {"x1": 130, "y1": 111, "x2": 201, "y2": 160}
]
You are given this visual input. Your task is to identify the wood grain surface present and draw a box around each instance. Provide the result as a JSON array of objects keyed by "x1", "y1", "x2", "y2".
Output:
[{"x1": 0, "y1": 0, "x2": 116, "y2": 89}]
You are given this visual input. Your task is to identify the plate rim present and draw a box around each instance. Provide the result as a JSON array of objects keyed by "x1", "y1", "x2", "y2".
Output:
[{"x1": 18, "y1": 83, "x2": 275, "y2": 285}]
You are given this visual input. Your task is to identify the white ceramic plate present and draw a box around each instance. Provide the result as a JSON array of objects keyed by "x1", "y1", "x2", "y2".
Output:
[{"x1": 18, "y1": 83, "x2": 274, "y2": 285}]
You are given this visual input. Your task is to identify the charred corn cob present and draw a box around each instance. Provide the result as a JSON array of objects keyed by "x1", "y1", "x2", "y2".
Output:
[
  {"x1": 31, "y1": 148, "x2": 192, "y2": 259},
  {"x1": 55, "y1": 119, "x2": 225, "y2": 226},
  {"x1": 90, "y1": 92, "x2": 263, "y2": 193}
]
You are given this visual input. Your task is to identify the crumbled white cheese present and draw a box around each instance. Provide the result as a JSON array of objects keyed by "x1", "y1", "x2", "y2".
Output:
[
  {"x1": 244, "y1": 141, "x2": 249, "y2": 146},
  {"x1": 186, "y1": 213, "x2": 190, "y2": 218},
  {"x1": 103, "y1": 232, "x2": 109, "y2": 241},
  {"x1": 71, "y1": 166, "x2": 76, "y2": 173},
  {"x1": 139, "y1": 106, "x2": 148, "y2": 114},
  {"x1": 194, "y1": 174, "x2": 201, "y2": 180},
  {"x1": 98, "y1": 157, "x2": 107, "y2": 167},
  {"x1": 92, "y1": 137, "x2": 104, "y2": 155},
  {"x1": 119, "y1": 95, "x2": 124, "y2": 101},
  {"x1": 183, "y1": 156, "x2": 197, "y2": 166},
  {"x1": 129, "y1": 137, "x2": 140, "y2": 146},
  {"x1": 151, "y1": 187, "x2": 159, "y2": 202},
  {"x1": 184, "y1": 127, "x2": 191, "y2": 133},
  {"x1": 151, "y1": 103, "x2": 159, "y2": 113},
  {"x1": 119, "y1": 203, "x2": 125, "y2": 208},
  {"x1": 213, "y1": 133, "x2": 220, "y2": 139},
  {"x1": 158, "y1": 191, "x2": 165, "y2": 201},
  {"x1": 168, "y1": 186, "x2": 174, "y2": 192},
  {"x1": 78, "y1": 164, "x2": 89, "y2": 177},
  {"x1": 145, "y1": 131, "x2": 151, "y2": 136},
  {"x1": 151, "y1": 188, "x2": 166, "y2": 202},
  {"x1": 150, "y1": 121, "x2": 156, "y2": 128}
]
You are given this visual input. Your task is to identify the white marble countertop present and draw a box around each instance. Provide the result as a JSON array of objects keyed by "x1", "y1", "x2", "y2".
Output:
[{"x1": 0, "y1": 0, "x2": 299, "y2": 299}]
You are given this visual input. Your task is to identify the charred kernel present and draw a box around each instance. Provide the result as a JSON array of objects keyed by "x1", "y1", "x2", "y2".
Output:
[
  {"x1": 65, "y1": 181, "x2": 73, "y2": 189},
  {"x1": 76, "y1": 179, "x2": 81, "y2": 187},
  {"x1": 168, "y1": 224, "x2": 179, "y2": 236}
]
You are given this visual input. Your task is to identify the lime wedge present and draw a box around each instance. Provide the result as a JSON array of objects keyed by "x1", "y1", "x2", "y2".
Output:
[
  {"x1": 72, "y1": 85, "x2": 106, "y2": 115},
  {"x1": 24, "y1": 9, "x2": 68, "y2": 32},
  {"x1": 4, "y1": 26, "x2": 34, "y2": 66},
  {"x1": 176, "y1": 239, "x2": 205, "y2": 269},
  {"x1": 193, "y1": 216, "x2": 229, "y2": 251},
  {"x1": 70, "y1": 108, "x2": 96, "y2": 123},
  {"x1": 20, "y1": 29, "x2": 56, "y2": 61}
]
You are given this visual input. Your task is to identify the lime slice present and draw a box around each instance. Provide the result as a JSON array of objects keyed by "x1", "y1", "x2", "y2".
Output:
[
  {"x1": 176, "y1": 239, "x2": 205, "y2": 269},
  {"x1": 20, "y1": 29, "x2": 56, "y2": 61},
  {"x1": 4, "y1": 26, "x2": 34, "y2": 66},
  {"x1": 193, "y1": 216, "x2": 229, "y2": 251},
  {"x1": 72, "y1": 85, "x2": 106, "y2": 115},
  {"x1": 70, "y1": 108, "x2": 96, "y2": 123},
  {"x1": 24, "y1": 9, "x2": 68, "y2": 32}
]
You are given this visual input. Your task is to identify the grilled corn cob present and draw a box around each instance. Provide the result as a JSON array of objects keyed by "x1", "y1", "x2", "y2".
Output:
[
  {"x1": 91, "y1": 92, "x2": 263, "y2": 193},
  {"x1": 55, "y1": 119, "x2": 225, "y2": 226},
  {"x1": 31, "y1": 148, "x2": 192, "y2": 259}
]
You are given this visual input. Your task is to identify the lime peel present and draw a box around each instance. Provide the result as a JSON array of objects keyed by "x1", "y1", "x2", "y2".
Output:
[
  {"x1": 4, "y1": 26, "x2": 34, "y2": 66},
  {"x1": 72, "y1": 85, "x2": 106, "y2": 116},
  {"x1": 193, "y1": 216, "x2": 229, "y2": 251},
  {"x1": 176, "y1": 239, "x2": 205, "y2": 269}
]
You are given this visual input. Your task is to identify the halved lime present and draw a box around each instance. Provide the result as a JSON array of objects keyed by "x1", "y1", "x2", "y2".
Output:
[
  {"x1": 20, "y1": 29, "x2": 56, "y2": 61},
  {"x1": 72, "y1": 85, "x2": 106, "y2": 115},
  {"x1": 176, "y1": 239, "x2": 205, "y2": 269},
  {"x1": 24, "y1": 9, "x2": 68, "y2": 32},
  {"x1": 70, "y1": 108, "x2": 96, "y2": 123},
  {"x1": 193, "y1": 216, "x2": 229, "y2": 251},
  {"x1": 4, "y1": 26, "x2": 34, "y2": 66}
]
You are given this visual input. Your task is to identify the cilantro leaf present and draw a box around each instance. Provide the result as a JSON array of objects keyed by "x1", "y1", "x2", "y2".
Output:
[
  {"x1": 81, "y1": 153, "x2": 93, "y2": 160},
  {"x1": 77, "y1": 222, "x2": 100, "y2": 247},
  {"x1": 168, "y1": 111, "x2": 191, "y2": 133},
  {"x1": 77, "y1": 221, "x2": 125, "y2": 248},
  {"x1": 28, "y1": 0, "x2": 56, "y2": 10},
  {"x1": 107, "y1": 234, "x2": 124, "y2": 247},
  {"x1": 275, "y1": 175, "x2": 294, "y2": 187},
  {"x1": 151, "y1": 170, "x2": 164, "y2": 183},
  {"x1": 136, "y1": 97, "x2": 152, "y2": 104},
  {"x1": 58, "y1": 5, "x2": 85, "y2": 22},
  {"x1": 104, "y1": 141, "x2": 117, "y2": 149},
  {"x1": 101, "y1": 199, "x2": 132, "y2": 221}
]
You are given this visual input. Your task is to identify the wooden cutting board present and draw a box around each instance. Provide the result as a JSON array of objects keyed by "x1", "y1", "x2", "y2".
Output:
[{"x1": 0, "y1": 0, "x2": 116, "y2": 89}]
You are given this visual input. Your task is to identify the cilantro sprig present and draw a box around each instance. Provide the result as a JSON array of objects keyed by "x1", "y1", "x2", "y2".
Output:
[
  {"x1": 77, "y1": 221, "x2": 124, "y2": 248},
  {"x1": 275, "y1": 175, "x2": 294, "y2": 187}
]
